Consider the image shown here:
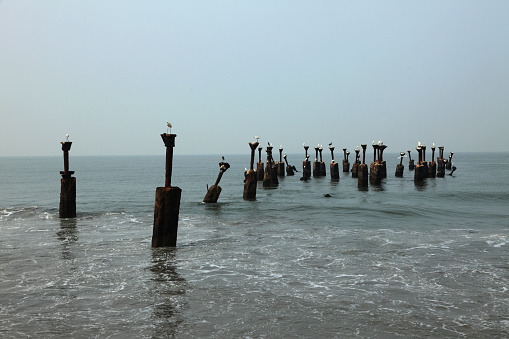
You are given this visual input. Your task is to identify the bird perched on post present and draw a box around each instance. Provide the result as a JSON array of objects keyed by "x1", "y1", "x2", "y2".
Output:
[
  {"x1": 65, "y1": 134, "x2": 69, "y2": 142},
  {"x1": 166, "y1": 122, "x2": 172, "y2": 134}
]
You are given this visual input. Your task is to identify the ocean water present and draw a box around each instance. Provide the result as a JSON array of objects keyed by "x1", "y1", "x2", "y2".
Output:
[{"x1": 1, "y1": 152, "x2": 508, "y2": 338}]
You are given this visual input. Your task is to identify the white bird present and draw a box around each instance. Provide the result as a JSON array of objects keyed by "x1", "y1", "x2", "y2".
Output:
[
  {"x1": 166, "y1": 122, "x2": 172, "y2": 134},
  {"x1": 355, "y1": 146, "x2": 359, "y2": 150},
  {"x1": 418, "y1": 141, "x2": 421, "y2": 147},
  {"x1": 372, "y1": 141, "x2": 375, "y2": 145},
  {"x1": 65, "y1": 134, "x2": 69, "y2": 142},
  {"x1": 254, "y1": 136, "x2": 260, "y2": 141}
]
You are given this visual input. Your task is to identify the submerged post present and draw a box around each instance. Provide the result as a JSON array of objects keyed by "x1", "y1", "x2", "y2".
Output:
[
  {"x1": 203, "y1": 159, "x2": 230, "y2": 203},
  {"x1": 446, "y1": 152, "x2": 454, "y2": 170},
  {"x1": 59, "y1": 137, "x2": 76, "y2": 218},
  {"x1": 152, "y1": 133, "x2": 182, "y2": 247},
  {"x1": 243, "y1": 142, "x2": 259, "y2": 199},
  {"x1": 437, "y1": 147, "x2": 446, "y2": 177},
  {"x1": 414, "y1": 146, "x2": 425, "y2": 182},
  {"x1": 283, "y1": 153, "x2": 296, "y2": 176},
  {"x1": 318, "y1": 145, "x2": 326, "y2": 176}
]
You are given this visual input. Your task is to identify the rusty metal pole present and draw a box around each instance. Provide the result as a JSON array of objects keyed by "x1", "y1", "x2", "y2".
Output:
[
  {"x1": 204, "y1": 160, "x2": 230, "y2": 203},
  {"x1": 446, "y1": 152, "x2": 454, "y2": 170},
  {"x1": 428, "y1": 145, "x2": 437, "y2": 178},
  {"x1": 313, "y1": 146, "x2": 320, "y2": 177},
  {"x1": 59, "y1": 140, "x2": 76, "y2": 218},
  {"x1": 257, "y1": 146, "x2": 264, "y2": 181},
  {"x1": 263, "y1": 145, "x2": 278, "y2": 187},
  {"x1": 152, "y1": 133, "x2": 181, "y2": 247},
  {"x1": 351, "y1": 148, "x2": 360, "y2": 178},
  {"x1": 318, "y1": 145, "x2": 326, "y2": 176},
  {"x1": 302, "y1": 145, "x2": 311, "y2": 179},
  {"x1": 408, "y1": 150, "x2": 415, "y2": 170},
  {"x1": 244, "y1": 142, "x2": 259, "y2": 200},
  {"x1": 437, "y1": 147, "x2": 445, "y2": 177},
  {"x1": 395, "y1": 152, "x2": 405, "y2": 177},
  {"x1": 414, "y1": 146, "x2": 425, "y2": 183},
  {"x1": 283, "y1": 153, "x2": 295, "y2": 176},
  {"x1": 342, "y1": 148, "x2": 350, "y2": 173}
]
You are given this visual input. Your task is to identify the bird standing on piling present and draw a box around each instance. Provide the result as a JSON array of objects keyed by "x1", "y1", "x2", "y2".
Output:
[{"x1": 166, "y1": 122, "x2": 172, "y2": 134}]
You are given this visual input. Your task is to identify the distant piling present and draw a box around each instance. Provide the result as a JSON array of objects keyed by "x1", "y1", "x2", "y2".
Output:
[
  {"x1": 342, "y1": 148, "x2": 350, "y2": 172},
  {"x1": 318, "y1": 146, "x2": 326, "y2": 176},
  {"x1": 369, "y1": 144, "x2": 384, "y2": 185},
  {"x1": 437, "y1": 147, "x2": 446, "y2": 178},
  {"x1": 351, "y1": 147, "x2": 360, "y2": 178},
  {"x1": 421, "y1": 145, "x2": 429, "y2": 178},
  {"x1": 358, "y1": 144, "x2": 368, "y2": 188},
  {"x1": 446, "y1": 152, "x2": 454, "y2": 170},
  {"x1": 152, "y1": 133, "x2": 181, "y2": 248},
  {"x1": 395, "y1": 152, "x2": 405, "y2": 177},
  {"x1": 283, "y1": 153, "x2": 296, "y2": 176},
  {"x1": 256, "y1": 146, "x2": 265, "y2": 181},
  {"x1": 313, "y1": 146, "x2": 320, "y2": 177},
  {"x1": 243, "y1": 142, "x2": 259, "y2": 200},
  {"x1": 329, "y1": 145, "x2": 339, "y2": 179},
  {"x1": 428, "y1": 145, "x2": 437, "y2": 178},
  {"x1": 407, "y1": 150, "x2": 415, "y2": 170},
  {"x1": 302, "y1": 144, "x2": 311, "y2": 180},
  {"x1": 414, "y1": 146, "x2": 425, "y2": 183},
  {"x1": 59, "y1": 139, "x2": 76, "y2": 218},
  {"x1": 263, "y1": 144, "x2": 278, "y2": 187},
  {"x1": 277, "y1": 146, "x2": 285, "y2": 177},
  {"x1": 203, "y1": 158, "x2": 230, "y2": 203}
]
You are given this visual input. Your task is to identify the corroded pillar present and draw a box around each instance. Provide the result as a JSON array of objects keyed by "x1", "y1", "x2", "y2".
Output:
[{"x1": 59, "y1": 140, "x2": 76, "y2": 218}]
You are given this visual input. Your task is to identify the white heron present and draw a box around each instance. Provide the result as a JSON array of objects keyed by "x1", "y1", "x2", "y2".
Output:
[{"x1": 166, "y1": 122, "x2": 172, "y2": 134}]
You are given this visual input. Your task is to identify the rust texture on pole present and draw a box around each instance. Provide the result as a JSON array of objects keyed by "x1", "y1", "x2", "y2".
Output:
[
  {"x1": 59, "y1": 141, "x2": 76, "y2": 218},
  {"x1": 249, "y1": 142, "x2": 259, "y2": 170},
  {"x1": 161, "y1": 134, "x2": 176, "y2": 188}
]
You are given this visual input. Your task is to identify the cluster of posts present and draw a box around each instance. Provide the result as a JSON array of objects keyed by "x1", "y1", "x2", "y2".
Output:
[{"x1": 58, "y1": 133, "x2": 455, "y2": 248}]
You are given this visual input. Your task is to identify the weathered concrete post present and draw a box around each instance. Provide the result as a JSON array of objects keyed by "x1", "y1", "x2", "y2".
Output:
[
  {"x1": 59, "y1": 138, "x2": 76, "y2": 218},
  {"x1": 313, "y1": 145, "x2": 320, "y2": 177},
  {"x1": 257, "y1": 146, "x2": 265, "y2": 181},
  {"x1": 152, "y1": 133, "x2": 182, "y2": 248},
  {"x1": 342, "y1": 148, "x2": 350, "y2": 172},
  {"x1": 358, "y1": 144, "x2": 368, "y2": 188},
  {"x1": 263, "y1": 144, "x2": 278, "y2": 187},
  {"x1": 446, "y1": 152, "x2": 454, "y2": 170},
  {"x1": 283, "y1": 153, "x2": 296, "y2": 176},
  {"x1": 414, "y1": 146, "x2": 425, "y2": 183},
  {"x1": 395, "y1": 152, "x2": 405, "y2": 177},
  {"x1": 428, "y1": 145, "x2": 437, "y2": 178},
  {"x1": 369, "y1": 144, "x2": 383, "y2": 185},
  {"x1": 351, "y1": 147, "x2": 360, "y2": 178},
  {"x1": 437, "y1": 147, "x2": 446, "y2": 178},
  {"x1": 277, "y1": 146, "x2": 285, "y2": 177},
  {"x1": 407, "y1": 150, "x2": 415, "y2": 170},
  {"x1": 318, "y1": 145, "x2": 326, "y2": 176},
  {"x1": 203, "y1": 159, "x2": 230, "y2": 203},
  {"x1": 302, "y1": 144, "x2": 311, "y2": 179},
  {"x1": 243, "y1": 142, "x2": 259, "y2": 200},
  {"x1": 329, "y1": 145, "x2": 339, "y2": 179}
]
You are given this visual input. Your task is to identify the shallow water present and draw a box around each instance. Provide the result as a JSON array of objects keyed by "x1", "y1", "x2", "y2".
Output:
[{"x1": 1, "y1": 152, "x2": 508, "y2": 338}]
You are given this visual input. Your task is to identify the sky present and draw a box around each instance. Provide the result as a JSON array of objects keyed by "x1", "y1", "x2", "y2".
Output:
[{"x1": 1, "y1": 0, "x2": 508, "y2": 156}]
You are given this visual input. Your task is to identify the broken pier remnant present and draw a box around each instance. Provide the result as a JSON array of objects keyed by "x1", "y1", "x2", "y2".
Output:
[
  {"x1": 243, "y1": 141, "x2": 259, "y2": 200},
  {"x1": 59, "y1": 136, "x2": 76, "y2": 218},
  {"x1": 329, "y1": 144, "x2": 339, "y2": 179},
  {"x1": 203, "y1": 157, "x2": 230, "y2": 203}
]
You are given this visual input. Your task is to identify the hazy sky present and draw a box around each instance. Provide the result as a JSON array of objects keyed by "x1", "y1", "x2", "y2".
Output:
[{"x1": 1, "y1": 1, "x2": 508, "y2": 156}]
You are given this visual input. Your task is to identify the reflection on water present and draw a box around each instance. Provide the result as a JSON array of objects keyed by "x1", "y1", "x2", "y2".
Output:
[
  {"x1": 150, "y1": 248, "x2": 187, "y2": 338},
  {"x1": 57, "y1": 218, "x2": 78, "y2": 261}
]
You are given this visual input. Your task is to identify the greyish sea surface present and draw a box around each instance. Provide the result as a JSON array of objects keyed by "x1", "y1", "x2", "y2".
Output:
[{"x1": 1, "y1": 152, "x2": 508, "y2": 338}]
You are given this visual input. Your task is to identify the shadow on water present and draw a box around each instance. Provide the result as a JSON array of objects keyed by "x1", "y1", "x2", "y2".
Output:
[
  {"x1": 57, "y1": 218, "x2": 78, "y2": 261},
  {"x1": 149, "y1": 248, "x2": 187, "y2": 338},
  {"x1": 414, "y1": 180, "x2": 428, "y2": 191}
]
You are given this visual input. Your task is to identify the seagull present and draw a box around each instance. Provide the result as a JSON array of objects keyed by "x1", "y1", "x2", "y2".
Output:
[
  {"x1": 254, "y1": 136, "x2": 260, "y2": 141},
  {"x1": 65, "y1": 134, "x2": 69, "y2": 142},
  {"x1": 166, "y1": 122, "x2": 172, "y2": 134},
  {"x1": 372, "y1": 141, "x2": 375, "y2": 145},
  {"x1": 418, "y1": 141, "x2": 421, "y2": 147},
  {"x1": 329, "y1": 142, "x2": 333, "y2": 146}
]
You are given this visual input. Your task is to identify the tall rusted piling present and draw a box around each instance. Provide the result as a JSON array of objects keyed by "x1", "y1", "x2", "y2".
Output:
[
  {"x1": 414, "y1": 146, "x2": 425, "y2": 183},
  {"x1": 395, "y1": 152, "x2": 405, "y2": 177},
  {"x1": 243, "y1": 142, "x2": 259, "y2": 200},
  {"x1": 152, "y1": 133, "x2": 181, "y2": 248},
  {"x1": 342, "y1": 148, "x2": 350, "y2": 172},
  {"x1": 437, "y1": 147, "x2": 446, "y2": 178},
  {"x1": 263, "y1": 144, "x2": 278, "y2": 187},
  {"x1": 379, "y1": 145, "x2": 387, "y2": 178},
  {"x1": 358, "y1": 144, "x2": 368, "y2": 188},
  {"x1": 59, "y1": 138, "x2": 76, "y2": 218},
  {"x1": 446, "y1": 152, "x2": 454, "y2": 170},
  {"x1": 302, "y1": 144, "x2": 311, "y2": 179},
  {"x1": 428, "y1": 145, "x2": 437, "y2": 178},
  {"x1": 276, "y1": 146, "x2": 285, "y2": 177},
  {"x1": 256, "y1": 146, "x2": 265, "y2": 181},
  {"x1": 329, "y1": 145, "x2": 339, "y2": 179},
  {"x1": 283, "y1": 153, "x2": 296, "y2": 176},
  {"x1": 351, "y1": 147, "x2": 360, "y2": 178},
  {"x1": 407, "y1": 150, "x2": 415, "y2": 170},
  {"x1": 203, "y1": 158, "x2": 230, "y2": 203}
]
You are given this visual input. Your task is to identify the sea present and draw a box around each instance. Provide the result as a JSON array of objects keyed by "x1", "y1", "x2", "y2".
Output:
[{"x1": 1, "y1": 152, "x2": 508, "y2": 338}]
